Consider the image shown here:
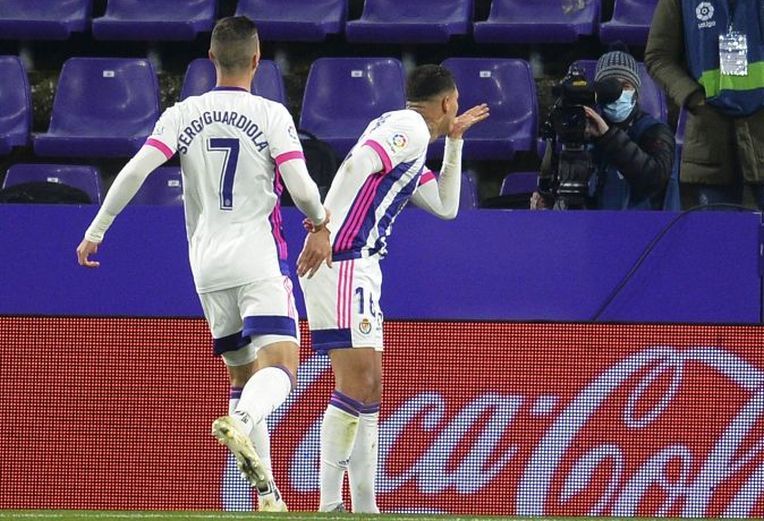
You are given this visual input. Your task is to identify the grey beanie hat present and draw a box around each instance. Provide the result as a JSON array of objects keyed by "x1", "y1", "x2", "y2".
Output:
[{"x1": 595, "y1": 51, "x2": 641, "y2": 91}]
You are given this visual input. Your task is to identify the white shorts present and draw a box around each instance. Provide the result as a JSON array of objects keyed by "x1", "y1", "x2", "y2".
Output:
[
  {"x1": 198, "y1": 276, "x2": 300, "y2": 365},
  {"x1": 299, "y1": 256, "x2": 384, "y2": 354}
]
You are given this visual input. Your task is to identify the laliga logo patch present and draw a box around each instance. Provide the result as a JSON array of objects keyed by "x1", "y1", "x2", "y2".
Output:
[
  {"x1": 388, "y1": 133, "x2": 408, "y2": 152},
  {"x1": 359, "y1": 318, "x2": 372, "y2": 335},
  {"x1": 287, "y1": 125, "x2": 298, "y2": 142},
  {"x1": 696, "y1": 2, "x2": 716, "y2": 28}
]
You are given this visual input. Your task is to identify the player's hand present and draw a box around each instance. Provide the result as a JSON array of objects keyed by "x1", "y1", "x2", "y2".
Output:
[
  {"x1": 297, "y1": 228, "x2": 332, "y2": 278},
  {"x1": 76, "y1": 238, "x2": 101, "y2": 268},
  {"x1": 583, "y1": 106, "x2": 609, "y2": 138},
  {"x1": 448, "y1": 104, "x2": 490, "y2": 140}
]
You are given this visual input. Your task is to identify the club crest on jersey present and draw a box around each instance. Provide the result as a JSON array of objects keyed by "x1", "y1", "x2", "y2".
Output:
[
  {"x1": 359, "y1": 318, "x2": 372, "y2": 335},
  {"x1": 388, "y1": 133, "x2": 408, "y2": 152}
]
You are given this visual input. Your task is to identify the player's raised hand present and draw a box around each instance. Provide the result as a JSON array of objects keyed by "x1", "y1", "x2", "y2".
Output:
[
  {"x1": 76, "y1": 238, "x2": 101, "y2": 268},
  {"x1": 448, "y1": 103, "x2": 490, "y2": 140}
]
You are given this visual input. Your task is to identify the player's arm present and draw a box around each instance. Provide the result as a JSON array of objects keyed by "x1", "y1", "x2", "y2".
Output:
[
  {"x1": 277, "y1": 154, "x2": 326, "y2": 227},
  {"x1": 411, "y1": 103, "x2": 489, "y2": 220},
  {"x1": 76, "y1": 145, "x2": 169, "y2": 267},
  {"x1": 410, "y1": 137, "x2": 463, "y2": 220}
]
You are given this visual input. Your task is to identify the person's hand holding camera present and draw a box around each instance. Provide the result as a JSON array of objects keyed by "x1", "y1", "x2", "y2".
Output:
[{"x1": 583, "y1": 106, "x2": 609, "y2": 138}]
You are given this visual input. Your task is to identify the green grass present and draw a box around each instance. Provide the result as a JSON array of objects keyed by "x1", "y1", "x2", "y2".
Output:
[{"x1": 0, "y1": 512, "x2": 516, "y2": 521}]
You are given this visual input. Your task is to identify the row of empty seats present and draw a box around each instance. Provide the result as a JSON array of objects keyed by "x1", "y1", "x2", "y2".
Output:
[
  {"x1": 0, "y1": 0, "x2": 658, "y2": 45},
  {"x1": 0, "y1": 55, "x2": 671, "y2": 162}
]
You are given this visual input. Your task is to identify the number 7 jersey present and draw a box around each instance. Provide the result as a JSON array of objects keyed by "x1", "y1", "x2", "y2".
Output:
[{"x1": 145, "y1": 87, "x2": 303, "y2": 293}]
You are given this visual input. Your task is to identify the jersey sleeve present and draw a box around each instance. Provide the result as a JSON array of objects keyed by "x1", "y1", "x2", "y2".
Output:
[
  {"x1": 361, "y1": 113, "x2": 429, "y2": 174},
  {"x1": 145, "y1": 104, "x2": 181, "y2": 159},
  {"x1": 267, "y1": 103, "x2": 305, "y2": 167}
]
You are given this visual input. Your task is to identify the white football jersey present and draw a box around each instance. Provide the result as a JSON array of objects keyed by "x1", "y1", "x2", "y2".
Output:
[
  {"x1": 146, "y1": 87, "x2": 303, "y2": 293},
  {"x1": 326, "y1": 109, "x2": 431, "y2": 261}
]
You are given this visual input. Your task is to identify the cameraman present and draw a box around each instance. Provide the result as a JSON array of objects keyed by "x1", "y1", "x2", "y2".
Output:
[{"x1": 534, "y1": 51, "x2": 678, "y2": 210}]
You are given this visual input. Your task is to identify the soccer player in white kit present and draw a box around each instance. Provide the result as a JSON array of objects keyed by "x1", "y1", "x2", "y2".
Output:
[
  {"x1": 299, "y1": 65, "x2": 489, "y2": 513},
  {"x1": 76, "y1": 17, "x2": 332, "y2": 512}
]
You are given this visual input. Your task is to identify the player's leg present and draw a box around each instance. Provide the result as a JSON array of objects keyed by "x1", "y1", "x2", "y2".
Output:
[
  {"x1": 301, "y1": 258, "x2": 384, "y2": 512},
  {"x1": 200, "y1": 289, "x2": 271, "y2": 495}
]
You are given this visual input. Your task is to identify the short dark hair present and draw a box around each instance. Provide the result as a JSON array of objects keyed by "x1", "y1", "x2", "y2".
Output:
[
  {"x1": 406, "y1": 65, "x2": 456, "y2": 103},
  {"x1": 210, "y1": 16, "x2": 259, "y2": 73}
]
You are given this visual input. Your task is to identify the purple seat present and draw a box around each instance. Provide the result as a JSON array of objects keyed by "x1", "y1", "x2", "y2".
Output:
[
  {"x1": 430, "y1": 58, "x2": 537, "y2": 160},
  {"x1": 300, "y1": 58, "x2": 405, "y2": 158},
  {"x1": 0, "y1": 56, "x2": 31, "y2": 155},
  {"x1": 460, "y1": 170, "x2": 479, "y2": 210},
  {"x1": 92, "y1": 0, "x2": 215, "y2": 41},
  {"x1": 345, "y1": 0, "x2": 472, "y2": 44},
  {"x1": 571, "y1": 59, "x2": 667, "y2": 122},
  {"x1": 3, "y1": 164, "x2": 102, "y2": 203},
  {"x1": 600, "y1": 0, "x2": 659, "y2": 46},
  {"x1": 34, "y1": 58, "x2": 160, "y2": 158},
  {"x1": 675, "y1": 107, "x2": 687, "y2": 149},
  {"x1": 500, "y1": 171, "x2": 538, "y2": 196},
  {"x1": 0, "y1": 0, "x2": 91, "y2": 40},
  {"x1": 235, "y1": 0, "x2": 346, "y2": 42},
  {"x1": 180, "y1": 58, "x2": 286, "y2": 103},
  {"x1": 130, "y1": 166, "x2": 182, "y2": 205},
  {"x1": 474, "y1": 0, "x2": 600, "y2": 44}
]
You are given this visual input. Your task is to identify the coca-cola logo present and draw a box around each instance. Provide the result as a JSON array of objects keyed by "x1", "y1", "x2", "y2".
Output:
[{"x1": 228, "y1": 343, "x2": 764, "y2": 516}]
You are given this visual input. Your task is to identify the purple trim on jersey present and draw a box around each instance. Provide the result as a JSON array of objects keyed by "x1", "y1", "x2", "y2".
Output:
[
  {"x1": 213, "y1": 330, "x2": 249, "y2": 356},
  {"x1": 419, "y1": 169, "x2": 436, "y2": 185},
  {"x1": 274, "y1": 150, "x2": 304, "y2": 166},
  {"x1": 334, "y1": 161, "x2": 414, "y2": 256},
  {"x1": 369, "y1": 169, "x2": 421, "y2": 256},
  {"x1": 229, "y1": 387, "x2": 243, "y2": 400},
  {"x1": 333, "y1": 174, "x2": 383, "y2": 253},
  {"x1": 242, "y1": 315, "x2": 297, "y2": 339},
  {"x1": 145, "y1": 137, "x2": 174, "y2": 159},
  {"x1": 212, "y1": 86, "x2": 250, "y2": 92},
  {"x1": 269, "y1": 168, "x2": 289, "y2": 263},
  {"x1": 311, "y1": 328, "x2": 352, "y2": 354},
  {"x1": 363, "y1": 139, "x2": 392, "y2": 174}
]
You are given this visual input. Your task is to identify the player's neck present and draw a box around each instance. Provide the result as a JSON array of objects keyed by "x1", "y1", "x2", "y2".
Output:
[
  {"x1": 406, "y1": 103, "x2": 441, "y2": 142},
  {"x1": 215, "y1": 74, "x2": 252, "y2": 92}
]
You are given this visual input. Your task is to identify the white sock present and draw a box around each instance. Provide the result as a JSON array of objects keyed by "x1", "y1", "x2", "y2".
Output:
[
  {"x1": 319, "y1": 391, "x2": 363, "y2": 512},
  {"x1": 228, "y1": 386, "x2": 242, "y2": 415},
  {"x1": 234, "y1": 366, "x2": 294, "y2": 435},
  {"x1": 348, "y1": 406, "x2": 380, "y2": 514},
  {"x1": 232, "y1": 385, "x2": 273, "y2": 475}
]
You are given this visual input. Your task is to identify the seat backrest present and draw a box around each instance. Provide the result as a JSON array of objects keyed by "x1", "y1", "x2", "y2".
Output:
[
  {"x1": 48, "y1": 58, "x2": 159, "y2": 136},
  {"x1": 3, "y1": 163, "x2": 102, "y2": 203},
  {"x1": 180, "y1": 58, "x2": 286, "y2": 103},
  {"x1": 236, "y1": 0, "x2": 346, "y2": 20},
  {"x1": 441, "y1": 58, "x2": 537, "y2": 144},
  {"x1": 360, "y1": 0, "x2": 472, "y2": 23},
  {"x1": 103, "y1": 0, "x2": 215, "y2": 19},
  {"x1": 130, "y1": 166, "x2": 182, "y2": 205},
  {"x1": 571, "y1": 59, "x2": 667, "y2": 122},
  {"x1": 611, "y1": 0, "x2": 659, "y2": 23},
  {"x1": 500, "y1": 171, "x2": 538, "y2": 195},
  {"x1": 0, "y1": 56, "x2": 31, "y2": 144},
  {"x1": 489, "y1": 0, "x2": 597, "y2": 19},
  {"x1": 0, "y1": 0, "x2": 91, "y2": 21},
  {"x1": 299, "y1": 57, "x2": 405, "y2": 133}
]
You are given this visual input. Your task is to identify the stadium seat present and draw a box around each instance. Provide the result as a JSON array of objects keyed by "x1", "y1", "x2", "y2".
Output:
[
  {"x1": 571, "y1": 59, "x2": 668, "y2": 122},
  {"x1": 92, "y1": 0, "x2": 215, "y2": 41},
  {"x1": 300, "y1": 57, "x2": 406, "y2": 158},
  {"x1": 3, "y1": 163, "x2": 102, "y2": 203},
  {"x1": 180, "y1": 58, "x2": 286, "y2": 103},
  {"x1": 0, "y1": 56, "x2": 31, "y2": 155},
  {"x1": 130, "y1": 166, "x2": 182, "y2": 205},
  {"x1": 474, "y1": 0, "x2": 600, "y2": 44},
  {"x1": 500, "y1": 171, "x2": 538, "y2": 196},
  {"x1": 34, "y1": 58, "x2": 160, "y2": 158},
  {"x1": 345, "y1": 0, "x2": 472, "y2": 44},
  {"x1": 675, "y1": 107, "x2": 687, "y2": 150},
  {"x1": 460, "y1": 170, "x2": 479, "y2": 210},
  {"x1": 235, "y1": 0, "x2": 346, "y2": 41},
  {"x1": 599, "y1": 0, "x2": 659, "y2": 46},
  {"x1": 431, "y1": 58, "x2": 538, "y2": 160},
  {"x1": 0, "y1": 0, "x2": 91, "y2": 40}
]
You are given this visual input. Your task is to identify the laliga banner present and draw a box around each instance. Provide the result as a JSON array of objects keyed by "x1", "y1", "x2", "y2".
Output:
[{"x1": 1, "y1": 318, "x2": 763, "y2": 516}]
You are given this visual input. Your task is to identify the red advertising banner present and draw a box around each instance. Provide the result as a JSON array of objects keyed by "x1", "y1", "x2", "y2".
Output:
[{"x1": 1, "y1": 318, "x2": 763, "y2": 516}]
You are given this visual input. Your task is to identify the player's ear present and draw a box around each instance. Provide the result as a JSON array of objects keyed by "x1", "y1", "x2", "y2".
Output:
[{"x1": 208, "y1": 49, "x2": 216, "y2": 62}]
